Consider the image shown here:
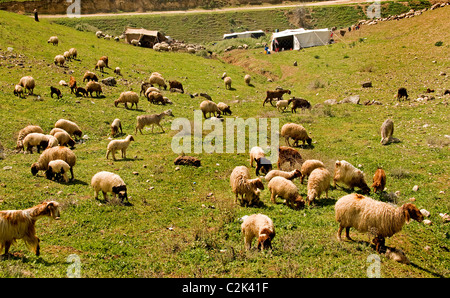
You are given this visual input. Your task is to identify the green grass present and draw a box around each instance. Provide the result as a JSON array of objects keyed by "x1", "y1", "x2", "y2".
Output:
[{"x1": 0, "y1": 5, "x2": 449, "y2": 278}]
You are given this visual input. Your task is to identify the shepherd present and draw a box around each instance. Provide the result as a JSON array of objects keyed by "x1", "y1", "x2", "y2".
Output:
[{"x1": 34, "y1": 9, "x2": 39, "y2": 22}]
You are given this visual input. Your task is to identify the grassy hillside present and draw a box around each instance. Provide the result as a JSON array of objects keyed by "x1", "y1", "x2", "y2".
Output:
[{"x1": 0, "y1": 5, "x2": 449, "y2": 279}]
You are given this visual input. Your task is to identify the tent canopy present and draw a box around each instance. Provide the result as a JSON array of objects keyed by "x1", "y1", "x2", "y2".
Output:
[
  {"x1": 223, "y1": 30, "x2": 265, "y2": 40},
  {"x1": 270, "y1": 28, "x2": 331, "y2": 51},
  {"x1": 124, "y1": 27, "x2": 167, "y2": 47}
]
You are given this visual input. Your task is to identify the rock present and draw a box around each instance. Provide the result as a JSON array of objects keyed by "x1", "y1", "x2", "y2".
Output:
[
  {"x1": 385, "y1": 247, "x2": 410, "y2": 264},
  {"x1": 439, "y1": 213, "x2": 450, "y2": 223},
  {"x1": 323, "y1": 99, "x2": 337, "y2": 105},
  {"x1": 423, "y1": 219, "x2": 432, "y2": 225},
  {"x1": 412, "y1": 185, "x2": 419, "y2": 192},
  {"x1": 420, "y1": 209, "x2": 430, "y2": 217},
  {"x1": 101, "y1": 77, "x2": 117, "y2": 86},
  {"x1": 339, "y1": 95, "x2": 360, "y2": 104},
  {"x1": 3, "y1": 166, "x2": 12, "y2": 170}
]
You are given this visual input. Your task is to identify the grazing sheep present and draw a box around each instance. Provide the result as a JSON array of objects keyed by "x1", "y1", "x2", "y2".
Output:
[
  {"x1": 54, "y1": 54, "x2": 65, "y2": 67},
  {"x1": 31, "y1": 146, "x2": 76, "y2": 180},
  {"x1": 149, "y1": 73, "x2": 167, "y2": 90},
  {"x1": 45, "y1": 159, "x2": 70, "y2": 183},
  {"x1": 114, "y1": 91, "x2": 139, "y2": 109},
  {"x1": 174, "y1": 155, "x2": 201, "y2": 167},
  {"x1": 276, "y1": 100, "x2": 289, "y2": 112},
  {"x1": 110, "y1": 118, "x2": 123, "y2": 136},
  {"x1": 91, "y1": 171, "x2": 128, "y2": 204},
  {"x1": 277, "y1": 146, "x2": 303, "y2": 171},
  {"x1": 16, "y1": 125, "x2": 43, "y2": 150},
  {"x1": 69, "y1": 76, "x2": 77, "y2": 94},
  {"x1": 241, "y1": 214, "x2": 275, "y2": 251},
  {"x1": 280, "y1": 123, "x2": 312, "y2": 147},
  {"x1": 263, "y1": 89, "x2": 291, "y2": 106},
  {"x1": 230, "y1": 166, "x2": 264, "y2": 206},
  {"x1": 372, "y1": 168, "x2": 386, "y2": 193},
  {"x1": 44, "y1": 134, "x2": 59, "y2": 148},
  {"x1": 99, "y1": 56, "x2": 109, "y2": 68},
  {"x1": 83, "y1": 71, "x2": 98, "y2": 82},
  {"x1": 217, "y1": 102, "x2": 232, "y2": 115},
  {"x1": 22, "y1": 133, "x2": 50, "y2": 153},
  {"x1": 0, "y1": 201, "x2": 60, "y2": 256},
  {"x1": 300, "y1": 159, "x2": 325, "y2": 184},
  {"x1": 140, "y1": 82, "x2": 156, "y2": 96},
  {"x1": 244, "y1": 74, "x2": 251, "y2": 86},
  {"x1": 18, "y1": 76, "x2": 35, "y2": 95},
  {"x1": 14, "y1": 84, "x2": 24, "y2": 98},
  {"x1": 68, "y1": 48, "x2": 77, "y2": 59},
  {"x1": 59, "y1": 80, "x2": 68, "y2": 86},
  {"x1": 144, "y1": 87, "x2": 161, "y2": 98},
  {"x1": 168, "y1": 80, "x2": 184, "y2": 93},
  {"x1": 130, "y1": 39, "x2": 141, "y2": 46},
  {"x1": 268, "y1": 176, "x2": 305, "y2": 209},
  {"x1": 50, "y1": 86, "x2": 62, "y2": 99},
  {"x1": 54, "y1": 119, "x2": 82, "y2": 139},
  {"x1": 146, "y1": 91, "x2": 167, "y2": 105},
  {"x1": 224, "y1": 76, "x2": 232, "y2": 90},
  {"x1": 265, "y1": 169, "x2": 302, "y2": 182},
  {"x1": 335, "y1": 193, "x2": 424, "y2": 252},
  {"x1": 200, "y1": 100, "x2": 221, "y2": 119},
  {"x1": 114, "y1": 67, "x2": 121, "y2": 76},
  {"x1": 94, "y1": 59, "x2": 106, "y2": 72},
  {"x1": 380, "y1": 119, "x2": 398, "y2": 145},
  {"x1": 49, "y1": 128, "x2": 66, "y2": 136},
  {"x1": 106, "y1": 135, "x2": 134, "y2": 161},
  {"x1": 75, "y1": 87, "x2": 88, "y2": 97},
  {"x1": 63, "y1": 51, "x2": 71, "y2": 61},
  {"x1": 333, "y1": 160, "x2": 370, "y2": 194},
  {"x1": 249, "y1": 146, "x2": 272, "y2": 176},
  {"x1": 135, "y1": 110, "x2": 174, "y2": 134},
  {"x1": 86, "y1": 81, "x2": 103, "y2": 97},
  {"x1": 395, "y1": 87, "x2": 409, "y2": 101},
  {"x1": 53, "y1": 131, "x2": 75, "y2": 148},
  {"x1": 288, "y1": 97, "x2": 311, "y2": 113},
  {"x1": 307, "y1": 167, "x2": 331, "y2": 206},
  {"x1": 47, "y1": 36, "x2": 59, "y2": 45}
]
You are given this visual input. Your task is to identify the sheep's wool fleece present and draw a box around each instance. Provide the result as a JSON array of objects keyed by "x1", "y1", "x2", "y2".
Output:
[
  {"x1": 91, "y1": 171, "x2": 125, "y2": 191},
  {"x1": 241, "y1": 214, "x2": 274, "y2": 237}
]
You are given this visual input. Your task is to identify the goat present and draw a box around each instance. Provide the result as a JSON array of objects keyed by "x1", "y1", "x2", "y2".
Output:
[{"x1": 263, "y1": 89, "x2": 291, "y2": 106}]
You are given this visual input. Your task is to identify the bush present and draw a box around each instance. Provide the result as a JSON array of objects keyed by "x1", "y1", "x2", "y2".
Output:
[{"x1": 435, "y1": 41, "x2": 443, "y2": 47}]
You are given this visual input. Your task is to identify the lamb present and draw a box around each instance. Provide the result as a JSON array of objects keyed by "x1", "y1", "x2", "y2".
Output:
[
  {"x1": 68, "y1": 48, "x2": 77, "y2": 59},
  {"x1": 300, "y1": 159, "x2": 325, "y2": 184},
  {"x1": 114, "y1": 91, "x2": 139, "y2": 109},
  {"x1": 276, "y1": 100, "x2": 289, "y2": 112},
  {"x1": 99, "y1": 56, "x2": 109, "y2": 68},
  {"x1": 16, "y1": 125, "x2": 43, "y2": 150},
  {"x1": 69, "y1": 76, "x2": 77, "y2": 94},
  {"x1": 395, "y1": 87, "x2": 409, "y2": 101},
  {"x1": 264, "y1": 169, "x2": 302, "y2": 182},
  {"x1": 86, "y1": 81, "x2": 103, "y2": 97},
  {"x1": 0, "y1": 201, "x2": 60, "y2": 256},
  {"x1": 83, "y1": 71, "x2": 98, "y2": 82},
  {"x1": 106, "y1": 135, "x2": 134, "y2": 161},
  {"x1": 244, "y1": 74, "x2": 251, "y2": 86},
  {"x1": 168, "y1": 80, "x2": 184, "y2": 93},
  {"x1": 224, "y1": 76, "x2": 232, "y2": 90},
  {"x1": 53, "y1": 131, "x2": 75, "y2": 148},
  {"x1": 130, "y1": 39, "x2": 141, "y2": 46},
  {"x1": 114, "y1": 67, "x2": 121, "y2": 76},
  {"x1": 31, "y1": 146, "x2": 76, "y2": 180},
  {"x1": 75, "y1": 87, "x2": 88, "y2": 97},
  {"x1": 217, "y1": 102, "x2": 232, "y2": 115},
  {"x1": 280, "y1": 123, "x2": 312, "y2": 147},
  {"x1": 47, "y1": 36, "x2": 59, "y2": 45},
  {"x1": 263, "y1": 89, "x2": 291, "y2": 106},
  {"x1": 288, "y1": 97, "x2": 311, "y2": 113},
  {"x1": 45, "y1": 159, "x2": 70, "y2": 183},
  {"x1": 135, "y1": 110, "x2": 174, "y2": 134},
  {"x1": 63, "y1": 51, "x2": 71, "y2": 61},
  {"x1": 149, "y1": 73, "x2": 167, "y2": 90},
  {"x1": 277, "y1": 146, "x2": 303, "y2": 171},
  {"x1": 14, "y1": 84, "x2": 24, "y2": 98},
  {"x1": 335, "y1": 193, "x2": 424, "y2": 252},
  {"x1": 249, "y1": 146, "x2": 272, "y2": 176},
  {"x1": 18, "y1": 76, "x2": 35, "y2": 95},
  {"x1": 241, "y1": 214, "x2": 275, "y2": 251},
  {"x1": 94, "y1": 59, "x2": 106, "y2": 72},
  {"x1": 200, "y1": 100, "x2": 221, "y2": 119},
  {"x1": 54, "y1": 119, "x2": 82, "y2": 139},
  {"x1": 371, "y1": 168, "x2": 386, "y2": 193},
  {"x1": 91, "y1": 171, "x2": 128, "y2": 204},
  {"x1": 110, "y1": 118, "x2": 123, "y2": 136},
  {"x1": 54, "y1": 54, "x2": 65, "y2": 67},
  {"x1": 22, "y1": 133, "x2": 50, "y2": 153},
  {"x1": 306, "y1": 167, "x2": 331, "y2": 206},
  {"x1": 146, "y1": 91, "x2": 168, "y2": 105},
  {"x1": 229, "y1": 166, "x2": 264, "y2": 207},
  {"x1": 333, "y1": 160, "x2": 370, "y2": 194},
  {"x1": 50, "y1": 86, "x2": 62, "y2": 99},
  {"x1": 380, "y1": 119, "x2": 397, "y2": 145},
  {"x1": 268, "y1": 176, "x2": 305, "y2": 209}
]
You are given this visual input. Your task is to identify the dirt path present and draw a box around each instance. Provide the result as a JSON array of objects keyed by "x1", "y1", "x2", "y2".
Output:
[{"x1": 39, "y1": 0, "x2": 373, "y2": 18}]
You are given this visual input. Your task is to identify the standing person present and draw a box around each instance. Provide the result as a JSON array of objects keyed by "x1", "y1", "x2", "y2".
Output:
[{"x1": 34, "y1": 9, "x2": 39, "y2": 22}]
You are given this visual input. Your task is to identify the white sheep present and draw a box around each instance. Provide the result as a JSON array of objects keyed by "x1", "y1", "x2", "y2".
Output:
[
  {"x1": 68, "y1": 47, "x2": 77, "y2": 59},
  {"x1": 54, "y1": 119, "x2": 82, "y2": 138},
  {"x1": 16, "y1": 125, "x2": 43, "y2": 150},
  {"x1": 95, "y1": 59, "x2": 106, "y2": 72},
  {"x1": 280, "y1": 123, "x2": 312, "y2": 147},
  {"x1": 22, "y1": 133, "x2": 49, "y2": 153},
  {"x1": 31, "y1": 146, "x2": 76, "y2": 180},
  {"x1": 249, "y1": 146, "x2": 272, "y2": 176},
  {"x1": 264, "y1": 169, "x2": 302, "y2": 182},
  {"x1": 130, "y1": 39, "x2": 141, "y2": 46},
  {"x1": 300, "y1": 159, "x2": 325, "y2": 184},
  {"x1": 114, "y1": 91, "x2": 139, "y2": 109},
  {"x1": 86, "y1": 81, "x2": 103, "y2": 97},
  {"x1": 249, "y1": 146, "x2": 265, "y2": 168},
  {"x1": 268, "y1": 176, "x2": 305, "y2": 209},
  {"x1": 49, "y1": 127, "x2": 66, "y2": 136},
  {"x1": 217, "y1": 102, "x2": 232, "y2": 115},
  {"x1": 244, "y1": 74, "x2": 251, "y2": 86},
  {"x1": 44, "y1": 134, "x2": 59, "y2": 148},
  {"x1": 135, "y1": 110, "x2": 174, "y2": 134},
  {"x1": 53, "y1": 131, "x2": 75, "y2": 148},
  {"x1": 306, "y1": 167, "x2": 331, "y2": 206},
  {"x1": 47, "y1": 36, "x2": 59, "y2": 45},
  {"x1": 114, "y1": 67, "x2": 121, "y2": 76},
  {"x1": 276, "y1": 100, "x2": 289, "y2": 112},
  {"x1": 91, "y1": 171, "x2": 128, "y2": 203},
  {"x1": 333, "y1": 160, "x2": 370, "y2": 194},
  {"x1": 14, "y1": 84, "x2": 24, "y2": 98},
  {"x1": 199, "y1": 100, "x2": 221, "y2": 119},
  {"x1": 18, "y1": 76, "x2": 35, "y2": 95},
  {"x1": 45, "y1": 159, "x2": 70, "y2": 183},
  {"x1": 106, "y1": 135, "x2": 134, "y2": 161},
  {"x1": 380, "y1": 119, "x2": 399, "y2": 145},
  {"x1": 54, "y1": 54, "x2": 65, "y2": 67},
  {"x1": 229, "y1": 166, "x2": 264, "y2": 206},
  {"x1": 149, "y1": 73, "x2": 167, "y2": 90},
  {"x1": 335, "y1": 193, "x2": 424, "y2": 252},
  {"x1": 110, "y1": 118, "x2": 123, "y2": 136},
  {"x1": 224, "y1": 76, "x2": 232, "y2": 90},
  {"x1": 241, "y1": 213, "x2": 275, "y2": 251},
  {"x1": 63, "y1": 51, "x2": 71, "y2": 61}
]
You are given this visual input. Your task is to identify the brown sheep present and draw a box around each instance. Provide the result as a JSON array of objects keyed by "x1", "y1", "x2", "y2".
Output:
[
  {"x1": 277, "y1": 146, "x2": 303, "y2": 171},
  {"x1": 372, "y1": 168, "x2": 386, "y2": 193},
  {"x1": 263, "y1": 89, "x2": 291, "y2": 106}
]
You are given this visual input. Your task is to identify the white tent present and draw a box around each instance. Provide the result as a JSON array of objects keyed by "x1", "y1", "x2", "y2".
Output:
[
  {"x1": 223, "y1": 30, "x2": 265, "y2": 40},
  {"x1": 270, "y1": 28, "x2": 332, "y2": 52}
]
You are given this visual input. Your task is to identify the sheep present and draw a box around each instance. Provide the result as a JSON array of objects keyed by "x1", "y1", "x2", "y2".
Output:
[
  {"x1": 16, "y1": 125, "x2": 43, "y2": 150},
  {"x1": 75, "y1": 87, "x2": 88, "y2": 97},
  {"x1": 14, "y1": 84, "x2": 24, "y2": 98},
  {"x1": 288, "y1": 97, "x2": 311, "y2": 113},
  {"x1": 44, "y1": 134, "x2": 59, "y2": 148},
  {"x1": 200, "y1": 100, "x2": 221, "y2": 119},
  {"x1": 50, "y1": 86, "x2": 62, "y2": 99},
  {"x1": 99, "y1": 56, "x2": 109, "y2": 68},
  {"x1": 86, "y1": 81, "x2": 103, "y2": 97},
  {"x1": 264, "y1": 169, "x2": 302, "y2": 182},
  {"x1": 114, "y1": 67, "x2": 121, "y2": 76},
  {"x1": 53, "y1": 131, "x2": 75, "y2": 148},
  {"x1": 47, "y1": 36, "x2": 59, "y2": 45},
  {"x1": 22, "y1": 133, "x2": 50, "y2": 153},
  {"x1": 140, "y1": 82, "x2": 157, "y2": 96},
  {"x1": 276, "y1": 99, "x2": 289, "y2": 112},
  {"x1": 174, "y1": 155, "x2": 201, "y2": 167},
  {"x1": 217, "y1": 102, "x2": 232, "y2": 115},
  {"x1": 249, "y1": 146, "x2": 272, "y2": 176},
  {"x1": 229, "y1": 166, "x2": 264, "y2": 207},
  {"x1": 54, "y1": 54, "x2": 65, "y2": 67},
  {"x1": 263, "y1": 89, "x2": 291, "y2": 106},
  {"x1": 63, "y1": 51, "x2": 71, "y2": 61},
  {"x1": 130, "y1": 39, "x2": 141, "y2": 46},
  {"x1": 49, "y1": 128, "x2": 66, "y2": 136},
  {"x1": 372, "y1": 168, "x2": 386, "y2": 193},
  {"x1": 280, "y1": 123, "x2": 312, "y2": 147},
  {"x1": 94, "y1": 59, "x2": 106, "y2": 72},
  {"x1": 69, "y1": 76, "x2": 77, "y2": 94},
  {"x1": 31, "y1": 146, "x2": 76, "y2": 180},
  {"x1": 277, "y1": 146, "x2": 303, "y2": 171},
  {"x1": 144, "y1": 87, "x2": 161, "y2": 98},
  {"x1": 335, "y1": 193, "x2": 424, "y2": 252},
  {"x1": 244, "y1": 74, "x2": 251, "y2": 86},
  {"x1": 114, "y1": 91, "x2": 139, "y2": 109},
  {"x1": 59, "y1": 80, "x2": 68, "y2": 86},
  {"x1": 224, "y1": 76, "x2": 232, "y2": 90},
  {"x1": 149, "y1": 73, "x2": 167, "y2": 90},
  {"x1": 54, "y1": 119, "x2": 82, "y2": 139},
  {"x1": 45, "y1": 159, "x2": 70, "y2": 183},
  {"x1": 0, "y1": 201, "x2": 60, "y2": 256},
  {"x1": 146, "y1": 91, "x2": 168, "y2": 105},
  {"x1": 110, "y1": 118, "x2": 123, "y2": 136},
  {"x1": 168, "y1": 80, "x2": 184, "y2": 93},
  {"x1": 300, "y1": 159, "x2": 325, "y2": 184},
  {"x1": 380, "y1": 119, "x2": 397, "y2": 145},
  {"x1": 91, "y1": 171, "x2": 128, "y2": 204},
  {"x1": 83, "y1": 71, "x2": 98, "y2": 82},
  {"x1": 333, "y1": 160, "x2": 370, "y2": 194},
  {"x1": 18, "y1": 76, "x2": 35, "y2": 95},
  {"x1": 241, "y1": 214, "x2": 275, "y2": 251},
  {"x1": 106, "y1": 135, "x2": 134, "y2": 161},
  {"x1": 306, "y1": 167, "x2": 331, "y2": 206},
  {"x1": 268, "y1": 176, "x2": 305, "y2": 209},
  {"x1": 395, "y1": 87, "x2": 408, "y2": 101},
  {"x1": 68, "y1": 48, "x2": 77, "y2": 59},
  {"x1": 135, "y1": 110, "x2": 174, "y2": 134}
]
